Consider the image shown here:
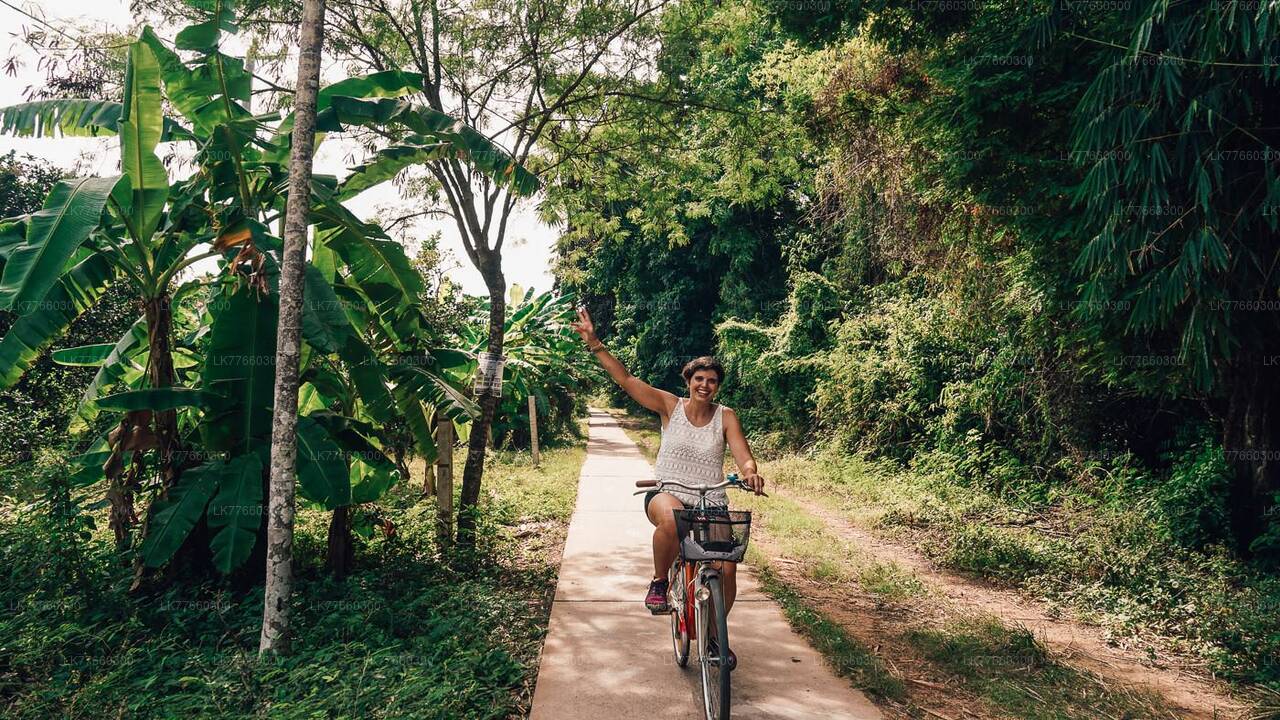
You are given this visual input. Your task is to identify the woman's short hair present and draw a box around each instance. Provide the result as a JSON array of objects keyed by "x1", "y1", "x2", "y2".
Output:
[{"x1": 681, "y1": 356, "x2": 724, "y2": 383}]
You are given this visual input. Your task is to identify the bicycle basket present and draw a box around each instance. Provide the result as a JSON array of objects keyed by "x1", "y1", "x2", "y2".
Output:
[{"x1": 673, "y1": 509, "x2": 751, "y2": 562}]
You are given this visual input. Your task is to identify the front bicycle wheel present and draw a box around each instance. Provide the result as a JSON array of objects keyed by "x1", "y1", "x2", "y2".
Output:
[
  {"x1": 696, "y1": 575, "x2": 731, "y2": 720},
  {"x1": 669, "y1": 560, "x2": 690, "y2": 667}
]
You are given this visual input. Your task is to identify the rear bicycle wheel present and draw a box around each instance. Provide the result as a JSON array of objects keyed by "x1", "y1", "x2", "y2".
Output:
[
  {"x1": 669, "y1": 560, "x2": 690, "y2": 667},
  {"x1": 697, "y1": 575, "x2": 731, "y2": 720}
]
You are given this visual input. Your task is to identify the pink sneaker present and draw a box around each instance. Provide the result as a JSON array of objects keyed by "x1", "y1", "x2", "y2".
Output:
[{"x1": 645, "y1": 578, "x2": 670, "y2": 614}]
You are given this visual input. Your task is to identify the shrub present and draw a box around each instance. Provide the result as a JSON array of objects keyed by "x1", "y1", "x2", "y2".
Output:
[{"x1": 1157, "y1": 438, "x2": 1233, "y2": 550}]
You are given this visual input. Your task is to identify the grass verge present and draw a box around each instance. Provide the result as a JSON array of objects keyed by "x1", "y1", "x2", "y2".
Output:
[
  {"x1": 762, "y1": 450, "x2": 1280, "y2": 692},
  {"x1": 752, "y1": 565, "x2": 907, "y2": 702},
  {"x1": 0, "y1": 442, "x2": 586, "y2": 719}
]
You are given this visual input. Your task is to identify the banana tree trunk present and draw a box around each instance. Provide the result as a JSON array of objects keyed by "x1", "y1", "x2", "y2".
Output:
[
  {"x1": 456, "y1": 263, "x2": 505, "y2": 549},
  {"x1": 129, "y1": 291, "x2": 210, "y2": 587},
  {"x1": 260, "y1": 0, "x2": 327, "y2": 655},
  {"x1": 145, "y1": 293, "x2": 179, "y2": 486},
  {"x1": 326, "y1": 506, "x2": 354, "y2": 579}
]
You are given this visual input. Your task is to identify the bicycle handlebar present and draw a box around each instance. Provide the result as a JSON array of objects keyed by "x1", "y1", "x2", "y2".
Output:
[{"x1": 634, "y1": 473, "x2": 767, "y2": 497}]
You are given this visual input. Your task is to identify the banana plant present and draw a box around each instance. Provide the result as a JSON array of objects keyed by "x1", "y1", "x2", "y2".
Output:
[
  {"x1": 0, "y1": 0, "x2": 536, "y2": 576},
  {"x1": 460, "y1": 287, "x2": 599, "y2": 447}
]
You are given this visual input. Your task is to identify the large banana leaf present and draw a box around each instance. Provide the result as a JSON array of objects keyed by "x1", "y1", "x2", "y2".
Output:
[
  {"x1": 312, "y1": 180, "x2": 424, "y2": 333},
  {"x1": 51, "y1": 343, "x2": 116, "y2": 366},
  {"x1": 351, "y1": 458, "x2": 397, "y2": 505},
  {"x1": 310, "y1": 181, "x2": 421, "y2": 294},
  {"x1": 0, "y1": 175, "x2": 120, "y2": 312},
  {"x1": 301, "y1": 264, "x2": 354, "y2": 354},
  {"x1": 296, "y1": 416, "x2": 351, "y2": 510},
  {"x1": 139, "y1": 461, "x2": 218, "y2": 567},
  {"x1": 318, "y1": 96, "x2": 540, "y2": 197},
  {"x1": 0, "y1": 220, "x2": 24, "y2": 261},
  {"x1": 336, "y1": 136, "x2": 452, "y2": 200},
  {"x1": 69, "y1": 316, "x2": 147, "y2": 432},
  {"x1": 139, "y1": 27, "x2": 252, "y2": 133},
  {"x1": 0, "y1": 252, "x2": 115, "y2": 388},
  {"x1": 97, "y1": 387, "x2": 219, "y2": 411},
  {"x1": 269, "y1": 70, "x2": 426, "y2": 160},
  {"x1": 338, "y1": 337, "x2": 397, "y2": 424},
  {"x1": 174, "y1": 0, "x2": 238, "y2": 51},
  {"x1": 389, "y1": 361, "x2": 479, "y2": 421},
  {"x1": 0, "y1": 99, "x2": 193, "y2": 141},
  {"x1": 119, "y1": 41, "x2": 169, "y2": 243},
  {"x1": 392, "y1": 384, "x2": 438, "y2": 463},
  {"x1": 307, "y1": 413, "x2": 397, "y2": 505},
  {"x1": 206, "y1": 451, "x2": 263, "y2": 573},
  {"x1": 201, "y1": 286, "x2": 277, "y2": 454}
]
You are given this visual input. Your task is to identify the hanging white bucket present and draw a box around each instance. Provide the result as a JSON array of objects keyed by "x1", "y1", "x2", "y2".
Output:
[{"x1": 474, "y1": 352, "x2": 507, "y2": 397}]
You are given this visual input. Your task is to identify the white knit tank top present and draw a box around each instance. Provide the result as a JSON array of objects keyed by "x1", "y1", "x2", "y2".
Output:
[{"x1": 654, "y1": 398, "x2": 727, "y2": 508}]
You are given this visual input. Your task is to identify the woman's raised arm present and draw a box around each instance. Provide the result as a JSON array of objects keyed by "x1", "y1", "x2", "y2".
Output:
[{"x1": 570, "y1": 307, "x2": 676, "y2": 416}]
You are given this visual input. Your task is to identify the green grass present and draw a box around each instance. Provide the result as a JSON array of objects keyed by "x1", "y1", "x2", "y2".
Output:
[
  {"x1": 0, "y1": 442, "x2": 586, "y2": 719},
  {"x1": 760, "y1": 450, "x2": 1280, "y2": 691},
  {"x1": 739, "y1": 490, "x2": 928, "y2": 601},
  {"x1": 742, "y1": 467, "x2": 1182, "y2": 719},
  {"x1": 753, "y1": 567, "x2": 908, "y2": 703},
  {"x1": 906, "y1": 616, "x2": 1174, "y2": 719}
]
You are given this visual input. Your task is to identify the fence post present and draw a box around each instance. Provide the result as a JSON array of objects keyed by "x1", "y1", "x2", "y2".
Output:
[
  {"x1": 529, "y1": 394, "x2": 540, "y2": 466},
  {"x1": 435, "y1": 418, "x2": 454, "y2": 546}
]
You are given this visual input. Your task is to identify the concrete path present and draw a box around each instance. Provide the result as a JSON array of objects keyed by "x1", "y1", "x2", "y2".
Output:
[{"x1": 529, "y1": 409, "x2": 883, "y2": 720}]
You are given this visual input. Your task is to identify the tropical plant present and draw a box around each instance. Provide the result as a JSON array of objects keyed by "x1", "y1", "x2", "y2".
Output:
[
  {"x1": 0, "y1": 0, "x2": 535, "y2": 581},
  {"x1": 461, "y1": 287, "x2": 598, "y2": 449},
  {"x1": 182, "y1": 0, "x2": 667, "y2": 547}
]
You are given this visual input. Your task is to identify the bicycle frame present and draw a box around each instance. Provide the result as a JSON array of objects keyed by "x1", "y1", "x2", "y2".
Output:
[
  {"x1": 670, "y1": 485, "x2": 730, "y2": 646},
  {"x1": 636, "y1": 474, "x2": 758, "y2": 720}
]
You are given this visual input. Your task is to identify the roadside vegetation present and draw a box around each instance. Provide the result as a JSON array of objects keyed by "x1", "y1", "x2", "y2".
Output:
[
  {"x1": 0, "y1": 444, "x2": 584, "y2": 718},
  {"x1": 609, "y1": 405, "x2": 1250, "y2": 718},
  {"x1": 561, "y1": 0, "x2": 1280, "y2": 703}
]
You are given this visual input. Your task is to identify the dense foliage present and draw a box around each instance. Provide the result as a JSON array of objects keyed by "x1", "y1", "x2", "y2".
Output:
[
  {"x1": 0, "y1": 153, "x2": 138, "y2": 466},
  {"x1": 549, "y1": 0, "x2": 1280, "y2": 687},
  {"x1": 0, "y1": 0, "x2": 570, "y2": 591}
]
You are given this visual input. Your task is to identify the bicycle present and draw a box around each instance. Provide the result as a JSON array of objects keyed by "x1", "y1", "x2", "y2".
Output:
[{"x1": 634, "y1": 473, "x2": 762, "y2": 720}]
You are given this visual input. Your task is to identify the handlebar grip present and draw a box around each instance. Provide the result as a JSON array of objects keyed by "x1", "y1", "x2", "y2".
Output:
[{"x1": 635, "y1": 479, "x2": 658, "y2": 488}]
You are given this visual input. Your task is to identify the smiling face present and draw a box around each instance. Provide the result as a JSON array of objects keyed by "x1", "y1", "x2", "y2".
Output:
[{"x1": 686, "y1": 369, "x2": 721, "y2": 402}]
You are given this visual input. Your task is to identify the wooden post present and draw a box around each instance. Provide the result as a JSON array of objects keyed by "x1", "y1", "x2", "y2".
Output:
[
  {"x1": 528, "y1": 395, "x2": 540, "y2": 465},
  {"x1": 421, "y1": 454, "x2": 435, "y2": 497},
  {"x1": 435, "y1": 418, "x2": 454, "y2": 547}
]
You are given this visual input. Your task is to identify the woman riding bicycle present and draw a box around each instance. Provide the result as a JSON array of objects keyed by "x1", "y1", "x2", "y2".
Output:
[{"x1": 570, "y1": 307, "x2": 767, "y2": 668}]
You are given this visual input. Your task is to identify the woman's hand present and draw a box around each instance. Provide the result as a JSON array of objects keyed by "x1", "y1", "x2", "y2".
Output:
[
  {"x1": 569, "y1": 307, "x2": 598, "y2": 346},
  {"x1": 742, "y1": 472, "x2": 766, "y2": 495}
]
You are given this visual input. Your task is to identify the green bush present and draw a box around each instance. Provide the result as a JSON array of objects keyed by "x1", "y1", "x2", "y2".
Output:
[
  {"x1": 1155, "y1": 438, "x2": 1233, "y2": 550},
  {"x1": 814, "y1": 282, "x2": 964, "y2": 456},
  {"x1": 717, "y1": 271, "x2": 840, "y2": 440}
]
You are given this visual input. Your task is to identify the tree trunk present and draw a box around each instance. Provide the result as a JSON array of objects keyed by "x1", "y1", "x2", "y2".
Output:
[
  {"x1": 456, "y1": 264, "x2": 505, "y2": 549},
  {"x1": 326, "y1": 506, "x2": 354, "y2": 580},
  {"x1": 144, "y1": 294, "x2": 180, "y2": 488},
  {"x1": 435, "y1": 417, "x2": 454, "y2": 546},
  {"x1": 1222, "y1": 354, "x2": 1280, "y2": 556},
  {"x1": 529, "y1": 394, "x2": 540, "y2": 465},
  {"x1": 129, "y1": 292, "x2": 209, "y2": 589},
  {"x1": 260, "y1": 0, "x2": 327, "y2": 656}
]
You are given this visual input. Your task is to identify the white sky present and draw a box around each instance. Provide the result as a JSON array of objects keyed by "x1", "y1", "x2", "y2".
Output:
[{"x1": 0, "y1": 0, "x2": 558, "y2": 297}]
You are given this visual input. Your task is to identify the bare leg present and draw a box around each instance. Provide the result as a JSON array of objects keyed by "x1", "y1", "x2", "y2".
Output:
[
  {"x1": 645, "y1": 493, "x2": 685, "y2": 579},
  {"x1": 721, "y1": 561, "x2": 737, "y2": 615}
]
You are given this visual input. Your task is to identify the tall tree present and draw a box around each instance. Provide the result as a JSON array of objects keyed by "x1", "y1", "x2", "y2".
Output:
[
  {"x1": 260, "y1": 0, "x2": 327, "y2": 654},
  {"x1": 162, "y1": 0, "x2": 667, "y2": 546}
]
